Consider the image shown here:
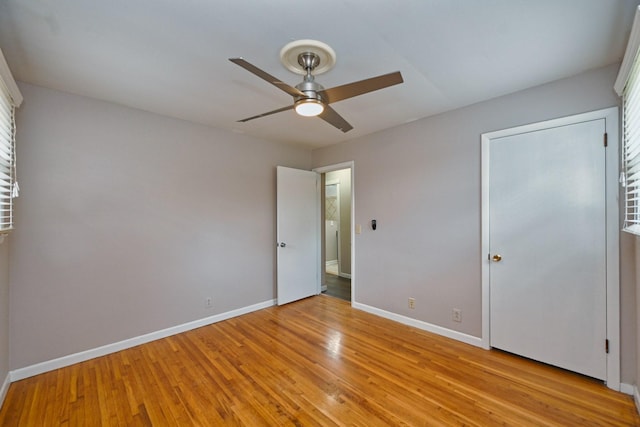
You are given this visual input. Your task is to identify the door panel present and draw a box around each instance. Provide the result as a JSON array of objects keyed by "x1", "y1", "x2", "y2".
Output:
[
  {"x1": 277, "y1": 166, "x2": 319, "y2": 305},
  {"x1": 489, "y1": 119, "x2": 606, "y2": 380}
]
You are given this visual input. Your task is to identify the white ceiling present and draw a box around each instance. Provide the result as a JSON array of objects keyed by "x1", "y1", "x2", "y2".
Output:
[{"x1": 0, "y1": 0, "x2": 637, "y2": 149}]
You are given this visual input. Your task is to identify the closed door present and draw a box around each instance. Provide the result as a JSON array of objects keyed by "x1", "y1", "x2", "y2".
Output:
[
  {"x1": 489, "y1": 119, "x2": 607, "y2": 380},
  {"x1": 276, "y1": 166, "x2": 319, "y2": 305}
]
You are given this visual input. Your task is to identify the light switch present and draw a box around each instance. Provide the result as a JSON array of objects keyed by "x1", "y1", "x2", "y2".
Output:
[{"x1": 355, "y1": 224, "x2": 362, "y2": 234}]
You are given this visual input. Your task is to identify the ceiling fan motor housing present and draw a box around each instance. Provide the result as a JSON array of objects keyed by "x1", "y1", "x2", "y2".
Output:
[
  {"x1": 295, "y1": 78, "x2": 324, "y2": 103},
  {"x1": 294, "y1": 76, "x2": 325, "y2": 116}
]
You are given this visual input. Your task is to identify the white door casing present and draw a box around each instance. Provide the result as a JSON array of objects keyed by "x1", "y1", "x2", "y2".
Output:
[
  {"x1": 481, "y1": 107, "x2": 620, "y2": 389},
  {"x1": 276, "y1": 166, "x2": 320, "y2": 305}
]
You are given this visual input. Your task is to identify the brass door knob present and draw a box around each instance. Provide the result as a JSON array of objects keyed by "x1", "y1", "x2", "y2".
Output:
[{"x1": 492, "y1": 254, "x2": 502, "y2": 262}]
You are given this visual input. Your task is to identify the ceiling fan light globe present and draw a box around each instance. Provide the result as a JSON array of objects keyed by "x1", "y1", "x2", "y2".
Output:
[{"x1": 295, "y1": 99, "x2": 324, "y2": 117}]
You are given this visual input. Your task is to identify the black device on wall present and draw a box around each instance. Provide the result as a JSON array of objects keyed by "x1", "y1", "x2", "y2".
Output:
[{"x1": 371, "y1": 219, "x2": 377, "y2": 230}]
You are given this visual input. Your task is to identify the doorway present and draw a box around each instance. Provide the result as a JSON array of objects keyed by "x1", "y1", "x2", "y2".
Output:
[{"x1": 314, "y1": 163, "x2": 354, "y2": 303}]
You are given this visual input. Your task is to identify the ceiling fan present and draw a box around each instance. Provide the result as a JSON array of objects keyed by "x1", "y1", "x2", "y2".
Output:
[{"x1": 229, "y1": 40, "x2": 404, "y2": 133}]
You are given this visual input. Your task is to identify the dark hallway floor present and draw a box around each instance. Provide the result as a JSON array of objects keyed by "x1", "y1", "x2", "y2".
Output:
[{"x1": 323, "y1": 273, "x2": 351, "y2": 301}]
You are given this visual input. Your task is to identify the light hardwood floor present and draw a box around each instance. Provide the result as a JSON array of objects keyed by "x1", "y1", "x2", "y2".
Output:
[{"x1": 1, "y1": 296, "x2": 638, "y2": 426}]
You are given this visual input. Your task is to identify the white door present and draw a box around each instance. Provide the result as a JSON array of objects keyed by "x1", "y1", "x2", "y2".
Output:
[
  {"x1": 489, "y1": 119, "x2": 607, "y2": 380},
  {"x1": 277, "y1": 166, "x2": 319, "y2": 305}
]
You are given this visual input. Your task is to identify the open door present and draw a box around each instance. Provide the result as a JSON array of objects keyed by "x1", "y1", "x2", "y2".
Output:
[{"x1": 276, "y1": 166, "x2": 320, "y2": 305}]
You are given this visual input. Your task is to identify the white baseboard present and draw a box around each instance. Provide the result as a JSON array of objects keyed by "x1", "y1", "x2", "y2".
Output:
[
  {"x1": 0, "y1": 372, "x2": 10, "y2": 410},
  {"x1": 321, "y1": 284, "x2": 328, "y2": 292},
  {"x1": 10, "y1": 299, "x2": 276, "y2": 382},
  {"x1": 339, "y1": 273, "x2": 351, "y2": 279},
  {"x1": 352, "y1": 302, "x2": 483, "y2": 348},
  {"x1": 620, "y1": 382, "x2": 634, "y2": 395}
]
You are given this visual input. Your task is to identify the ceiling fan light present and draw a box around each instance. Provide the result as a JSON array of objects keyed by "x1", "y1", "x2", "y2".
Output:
[{"x1": 295, "y1": 99, "x2": 324, "y2": 117}]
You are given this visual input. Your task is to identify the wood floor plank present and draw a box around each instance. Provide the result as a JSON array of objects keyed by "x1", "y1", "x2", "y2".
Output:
[{"x1": 0, "y1": 295, "x2": 638, "y2": 426}]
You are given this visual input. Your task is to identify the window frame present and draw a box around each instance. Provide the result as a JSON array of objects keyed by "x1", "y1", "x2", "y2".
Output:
[
  {"x1": 0, "y1": 79, "x2": 17, "y2": 233},
  {"x1": 615, "y1": 5, "x2": 640, "y2": 236},
  {"x1": 0, "y1": 49, "x2": 22, "y2": 235}
]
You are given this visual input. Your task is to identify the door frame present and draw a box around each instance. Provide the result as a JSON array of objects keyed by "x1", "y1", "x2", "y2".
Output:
[
  {"x1": 480, "y1": 107, "x2": 620, "y2": 390},
  {"x1": 314, "y1": 161, "x2": 355, "y2": 304}
]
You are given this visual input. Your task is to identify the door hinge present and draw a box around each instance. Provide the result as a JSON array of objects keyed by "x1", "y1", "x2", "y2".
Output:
[
  {"x1": 605, "y1": 339, "x2": 609, "y2": 354},
  {"x1": 604, "y1": 133, "x2": 608, "y2": 147}
]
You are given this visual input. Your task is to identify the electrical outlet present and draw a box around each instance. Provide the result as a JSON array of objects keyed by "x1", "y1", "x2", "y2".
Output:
[
  {"x1": 408, "y1": 298, "x2": 415, "y2": 309},
  {"x1": 206, "y1": 297, "x2": 213, "y2": 308},
  {"x1": 452, "y1": 308, "x2": 462, "y2": 322}
]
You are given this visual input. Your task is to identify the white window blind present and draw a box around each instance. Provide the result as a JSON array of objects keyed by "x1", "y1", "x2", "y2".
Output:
[
  {"x1": 618, "y1": 6, "x2": 640, "y2": 235},
  {"x1": 0, "y1": 77, "x2": 16, "y2": 232},
  {"x1": 622, "y1": 50, "x2": 640, "y2": 234}
]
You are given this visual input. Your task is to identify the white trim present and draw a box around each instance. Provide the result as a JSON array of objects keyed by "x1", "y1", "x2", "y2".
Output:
[
  {"x1": 353, "y1": 302, "x2": 484, "y2": 348},
  {"x1": 620, "y1": 382, "x2": 635, "y2": 396},
  {"x1": 10, "y1": 299, "x2": 275, "y2": 382},
  {"x1": 635, "y1": 386, "x2": 640, "y2": 415},
  {"x1": 0, "y1": 372, "x2": 10, "y2": 410},
  {"x1": 314, "y1": 161, "x2": 354, "y2": 174},
  {"x1": 605, "y1": 107, "x2": 622, "y2": 391},
  {"x1": 314, "y1": 161, "x2": 355, "y2": 305},
  {"x1": 481, "y1": 107, "x2": 620, "y2": 390},
  {"x1": 481, "y1": 126, "x2": 493, "y2": 351},
  {"x1": 0, "y1": 48, "x2": 22, "y2": 107},
  {"x1": 339, "y1": 273, "x2": 351, "y2": 279},
  {"x1": 316, "y1": 173, "x2": 322, "y2": 296},
  {"x1": 615, "y1": 6, "x2": 640, "y2": 95}
]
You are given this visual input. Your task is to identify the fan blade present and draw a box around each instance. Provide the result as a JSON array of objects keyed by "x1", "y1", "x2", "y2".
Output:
[
  {"x1": 318, "y1": 105, "x2": 353, "y2": 133},
  {"x1": 229, "y1": 58, "x2": 304, "y2": 98},
  {"x1": 319, "y1": 71, "x2": 403, "y2": 104},
  {"x1": 237, "y1": 105, "x2": 294, "y2": 123}
]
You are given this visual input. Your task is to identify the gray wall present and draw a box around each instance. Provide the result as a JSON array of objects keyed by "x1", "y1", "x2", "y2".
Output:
[
  {"x1": 636, "y1": 236, "x2": 640, "y2": 393},
  {"x1": 312, "y1": 63, "x2": 638, "y2": 383},
  {"x1": 9, "y1": 83, "x2": 312, "y2": 369},
  {"x1": 0, "y1": 238, "x2": 9, "y2": 385}
]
